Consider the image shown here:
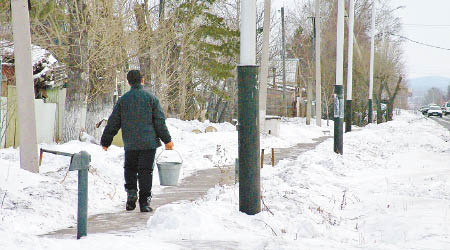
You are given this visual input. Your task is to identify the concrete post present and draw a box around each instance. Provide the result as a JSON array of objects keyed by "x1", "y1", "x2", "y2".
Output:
[
  {"x1": 259, "y1": 0, "x2": 271, "y2": 131},
  {"x1": 11, "y1": 0, "x2": 39, "y2": 173},
  {"x1": 345, "y1": 0, "x2": 355, "y2": 132},
  {"x1": 306, "y1": 79, "x2": 312, "y2": 125},
  {"x1": 238, "y1": 0, "x2": 260, "y2": 215},
  {"x1": 315, "y1": 0, "x2": 322, "y2": 126},
  {"x1": 281, "y1": 7, "x2": 287, "y2": 117},
  {"x1": 334, "y1": 0, "x2": 345, "y2": 154},
  {"x1": 368, "y1": 2, "x2": 376, "y2": 123}
]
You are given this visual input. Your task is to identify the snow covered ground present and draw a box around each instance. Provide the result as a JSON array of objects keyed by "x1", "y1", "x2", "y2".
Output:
[
  {"x1": 0, "y1": 116, "x2": 327, "y2": 249},
  {"x1": 1, "y1": 111, "x2": 449, "y2": 250}
]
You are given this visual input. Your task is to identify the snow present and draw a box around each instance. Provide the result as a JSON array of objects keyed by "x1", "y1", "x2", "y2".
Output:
[
  {"x1": 1, "y1": 111, "x2": 449, "y2": 250},
  {"x1": 146, "y1": 112, "x2": 450, "y2": 249},
  {"x1": 0, "y1": 40, "x2": 60, "y2": 86}
]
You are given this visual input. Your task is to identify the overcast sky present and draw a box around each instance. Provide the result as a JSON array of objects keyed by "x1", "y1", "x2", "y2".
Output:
[
  {"x1": 272, "y1": 0, "x2": 450, "y2": 79},
  {"x1": 392, "y1": 0, "x2": 450, "y2": 79}
]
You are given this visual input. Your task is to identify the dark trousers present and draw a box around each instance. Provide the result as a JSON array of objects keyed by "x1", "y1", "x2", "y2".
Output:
[{"x1": 124, "y1": 149, "x2": 157, "y2": 203}]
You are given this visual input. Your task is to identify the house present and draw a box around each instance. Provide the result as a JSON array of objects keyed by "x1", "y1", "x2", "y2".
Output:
[
  {"x1": 0, "y1": 41, "x2": 67, "y2": 147},
  {"x1": 0, "y1": 40, "x2": 65, "y2": 98},
  {"x1": 266, "y1": 58, "x2": 299, "y2": 116}
]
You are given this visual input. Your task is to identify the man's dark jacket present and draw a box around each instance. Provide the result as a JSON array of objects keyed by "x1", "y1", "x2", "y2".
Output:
[{"x1": 101, "y1": 84, "x2": 171, "y2": 150}]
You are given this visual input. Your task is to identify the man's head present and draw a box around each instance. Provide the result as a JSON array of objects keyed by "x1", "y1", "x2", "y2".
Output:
[{"x1": 127, "y1": 70, "x2": 143, "y2": 86}]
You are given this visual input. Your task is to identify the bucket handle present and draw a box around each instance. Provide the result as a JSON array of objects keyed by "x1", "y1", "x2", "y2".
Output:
[{"x1": 156, "y1": 149, "x2": 183, "y2": 164}]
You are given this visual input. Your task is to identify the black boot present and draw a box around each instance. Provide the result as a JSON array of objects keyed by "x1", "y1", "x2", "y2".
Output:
[
  {"x1": 126, "y1": 189, "x2": 138, "y2": 211},
  {"x1": 139, "y1": 196, "x2": 153, "y2": 212}
]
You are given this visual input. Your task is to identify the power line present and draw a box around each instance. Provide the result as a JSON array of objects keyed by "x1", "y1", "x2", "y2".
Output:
[
  {"x1": 387, "y1": 32, "x2": 450, "y2": 51},
  {"x1": 403, "y1": 23, "x2": 450, "y2": 27}
]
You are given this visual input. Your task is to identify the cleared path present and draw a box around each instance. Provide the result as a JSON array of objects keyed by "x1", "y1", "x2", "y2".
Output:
[{"x1": 44, "y1": 135, "x2": 332, "y2": 240}]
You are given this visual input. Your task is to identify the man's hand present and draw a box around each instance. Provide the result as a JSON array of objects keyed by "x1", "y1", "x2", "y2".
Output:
[
  {"x1": 102, "y1": 146, "x2": 108, "y2": 151},
  {"x1": 165, "y1": 141, "x2": 174, "y2": 150}
]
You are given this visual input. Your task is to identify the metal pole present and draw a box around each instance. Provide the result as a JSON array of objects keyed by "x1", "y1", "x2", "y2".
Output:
[
  {"x1": 238, "y1": 0, "x2": 260, "y2": 215},
  {"x1": 345, "y1": 0, "x2": 355, "y2": 132},
  {"x1": 281, "y1": 7, "x2": 287, "y2": 117},
  {"x1": 77, "y1": 169, "x2": 88, "y2": 239},
  {"x1": 259, "y1": 0, "x2": 271, "y2": 131},
  {"x1": 315, "y1": 0, "x2": 322, "y2": 127},
  {"x1": 334, "y1": 0, "x2": 345, "y2": 154},
  {"x1": 11, "y1": 0, "x2": 39, "y2": 173},
  {"x1": 368, "y1": 2, "x2": 375, "y2": 124}
]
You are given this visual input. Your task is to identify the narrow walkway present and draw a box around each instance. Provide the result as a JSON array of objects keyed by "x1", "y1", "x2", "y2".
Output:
[
  {"x1": 263, "y1": 136, "x2": 332, "y2": 166},
  {"x1": 44, "y1": 167, "x2": 235, "y2": 238},
  {"x1": 43, "y1": 136, "x2": 332, "y2": 239}
]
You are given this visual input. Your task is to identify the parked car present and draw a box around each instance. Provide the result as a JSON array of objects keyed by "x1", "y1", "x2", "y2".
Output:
[
  {"x1": 427, "y1": 105, "x2": 443, "y2": 117},
  {"x1": 442, "y1": 102, "x2": 450, "y2": 115},
  {"x1": 419, "y1": 105, "x2": 429, "y2": 115}
]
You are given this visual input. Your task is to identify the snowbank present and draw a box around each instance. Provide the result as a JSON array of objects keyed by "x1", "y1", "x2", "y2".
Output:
[
  {"x1": 0, "y1": 117, "x2": 329, "y2": 249},
  {"x1": 146, "y1": 112, "x2": 450, "y2": 249}
]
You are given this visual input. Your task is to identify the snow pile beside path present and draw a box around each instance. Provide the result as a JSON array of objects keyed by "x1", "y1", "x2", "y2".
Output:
[
  {"x1": 0, "y1": 142, "x2": 128, "y2": 238},
  {"x1": 147, "y1": 111, "x2": 450, "y2": 249},
  {"x1": 0, "y1": 117, "x2": 326, "y2": 247},
  {"x1": 261, "y1": 117, "x2": 333, "y2": 150}
]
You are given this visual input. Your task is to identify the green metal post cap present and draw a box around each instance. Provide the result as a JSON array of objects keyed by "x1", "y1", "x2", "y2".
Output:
[{"x1": 69, "y1": 151, "x2": 91, "y2": 171}]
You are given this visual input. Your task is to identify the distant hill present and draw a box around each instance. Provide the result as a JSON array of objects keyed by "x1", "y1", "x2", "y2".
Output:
[{"x1": 407, "y1": 76, "x2": 450, "y2": 97}]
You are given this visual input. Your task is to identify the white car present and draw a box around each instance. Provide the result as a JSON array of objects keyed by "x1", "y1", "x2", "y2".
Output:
[
  {"x1": 442, "y1": 102, "x2": 450, "y2": 115},
  {"x1": 427, "y1": 105, "x2": 442, "y2": 117}
]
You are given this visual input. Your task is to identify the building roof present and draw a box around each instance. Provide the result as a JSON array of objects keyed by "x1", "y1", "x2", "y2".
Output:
[{"x1": 0, "y1": 40, "x2": 62, "y2": 87}]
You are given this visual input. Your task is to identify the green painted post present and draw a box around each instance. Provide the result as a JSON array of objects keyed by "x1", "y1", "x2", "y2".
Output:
[
  {"x1": 345, "y1": 100, "x2": 352, "y2": 132},
  {"x1": 238, "y1": 65, "x2": 261, "y2": 215},
  {"x1": 368, "y1": 99, "x2": 373, "y2": 123},
  {"x1": 334, "y1": 85, "x2": 344, "y2": 154},
  {"x1": 69, "y1": 151, "x2": 91, "y2": 239},
  {"x1": 77, "y1": 169, "x2": 88, "y2": 239}
]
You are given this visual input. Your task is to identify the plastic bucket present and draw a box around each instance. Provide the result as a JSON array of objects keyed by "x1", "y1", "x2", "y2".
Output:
[{"x1": 156, "y1": 150, "x2": 183, "y2": 186}]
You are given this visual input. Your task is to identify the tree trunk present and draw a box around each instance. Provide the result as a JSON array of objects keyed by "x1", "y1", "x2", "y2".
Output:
[
  {"x1": 134, "y1": 3, "x2": 152, "y2": 87},
  {"x1": 64, "y1": 0, "x2": 89, "y2": 142},
  {"x1": 384, "y1": 76, "x2": 402, "y2": 121},
  {"x1": 374, "y1": 83, "x2": 384, "y2": 124}
]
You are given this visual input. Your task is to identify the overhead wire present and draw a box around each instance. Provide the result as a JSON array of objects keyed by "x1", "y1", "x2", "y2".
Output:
[{"x1": 387, "y1": 32, "x2": 450, "y2": 51}]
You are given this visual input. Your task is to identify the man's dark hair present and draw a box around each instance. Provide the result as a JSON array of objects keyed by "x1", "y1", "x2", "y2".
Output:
[{"x1": 127, "y1": 70, "x2": 142, "y2": 85}]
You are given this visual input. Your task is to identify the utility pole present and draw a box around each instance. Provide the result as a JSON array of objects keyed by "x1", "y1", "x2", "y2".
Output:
[
  {"x1": 281, "y1": 7, "x2": 287, "y2": 117},
  {"x1": 368, "y1": 2, "x2": 375, "y2": 123},
  {"x1": 306, "y1": 16, "x2": 315, "y2": 126},
  {"x1": 238, "y1": 0, "x2": 260, "y2": 215},
  {"x1": 159, "y1": 0, "x2": 165, "y2": 22},
  {"x1": 306, "y1": 77, "x2": 312, "y2": 125},
  {"x1": 315, "y1": 0, "x2": 322, "y2": 127},
  {"x1": 334, "y1": 0, "x2": 345, "y2": 154},
  {"x1": 11, "y1": 0, "x2": 39, "y2": 172},
  {"x1": 345, "y1": 0, "x2": 355, "y2": 132},
  {"x1": 259, "y1": 0, "x2": 271, "y2": 131}
]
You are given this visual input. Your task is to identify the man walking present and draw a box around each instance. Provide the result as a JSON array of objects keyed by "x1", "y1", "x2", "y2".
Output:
[{"x1": 101, "y1": 70, "x2": 173, "y2": 212}]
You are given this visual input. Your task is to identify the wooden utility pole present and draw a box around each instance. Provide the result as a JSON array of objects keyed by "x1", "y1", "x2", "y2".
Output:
[
  {"x1": 315, "y1": 0, "x2": 322, "y2": 126},
  {"x1": 345, "y1": 0, "x2": 355, "y2": 132},
  {"x1": 259, "y1": 0, "x2": 271, "y2": 130},
  {"x1": 334, "y1": 0, "x2": 345, "y2": 154},
  {"x1": 281, "y1": 7, "x2": 287, "y2": 117},
  {"x1": 11, "y1": 0, "x2": 39, "y2": 172}
]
